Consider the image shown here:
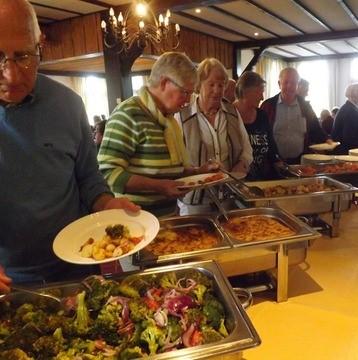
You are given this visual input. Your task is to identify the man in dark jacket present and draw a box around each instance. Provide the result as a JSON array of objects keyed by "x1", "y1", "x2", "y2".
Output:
[
  {"x1": 332, "y1": 83, "x2": 358, "y2": 154},
  {"x1": 261, "y1": 67, "x2": 328, "y2": 164}
]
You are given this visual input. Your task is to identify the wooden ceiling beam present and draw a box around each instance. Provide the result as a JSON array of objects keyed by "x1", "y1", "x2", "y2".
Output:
[
  {"x1": 245, "y1": 0, "x2": 304, "y2": 35},
  {"x1": 295, "y1": 44, "x2": 321, "y2": 56},
  {"x1": 176, "y1": 11, "x2": 253, "y2": 39},
  {"x1": 291, "y1": 0, "x2": 333, "y2": 31},
  {"x1": 210, "y1": 5, "x2": 279, "y2": 37},
  {"x1": 286, "y1": 51, "x2": 358, "y2": 62},
  {"x1": 150, "y1": 0, "x2": 235, "y2": 13},
  {"x1": 337, "y1": 0, "x2": 358, "y2": 26},
  {"x1": 236, "y1": 29, "x2": 358, "y2": 48},
  {"x1": 78, "y1": 0, "x2": 110, "y2": 7},
  {"x1": 30, "y1": 1, "x2": 84, "y2": 15}
]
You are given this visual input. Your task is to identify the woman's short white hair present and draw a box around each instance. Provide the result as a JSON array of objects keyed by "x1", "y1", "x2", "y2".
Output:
[
  {"x1": 196, "y1": 58, "x2": 228, "y2": 92},
  {"x1": 345, "y1": 83, "x2": 358, "y2": 103},
  {"x1": 148, "y1": 52, "x2": 197, "y2": 87}
]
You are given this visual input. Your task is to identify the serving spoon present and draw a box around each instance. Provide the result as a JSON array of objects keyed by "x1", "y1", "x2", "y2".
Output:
[
  {"x1": 0, "y1": 285, "x2": 63, "y2": 311},
  {"x1": 219, "y1": 167, "x2": 264, "y2": 197}
]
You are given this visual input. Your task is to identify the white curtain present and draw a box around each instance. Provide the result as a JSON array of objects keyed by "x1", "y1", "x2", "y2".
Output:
[{"x1": 255, "y1": 56, "x2": 288, "y2": 100}]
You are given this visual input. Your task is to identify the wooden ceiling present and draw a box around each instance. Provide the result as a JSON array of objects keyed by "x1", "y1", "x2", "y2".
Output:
[{"x1": 33, "y1": 0, "x2": 358, "y2": 69}]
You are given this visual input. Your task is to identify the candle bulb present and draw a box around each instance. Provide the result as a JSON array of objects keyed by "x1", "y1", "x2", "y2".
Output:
[
  {"x1": 109, "y1": 7, "x2": 114, "y2": 17},
  {"x1": 175, "y1": 23, "x2": 180, "y2": 33},
  {"x1": 101, "y1": 20, "x2": 107, "y2": 30},
  {"x1": 139, "y1": 20, "x2": 145, "y2": 30},
  {"x1": 164, "y1": 16, "x2": 169, "y2": 27},
  {"x1": 118, "y1": 12, "x2": 123, "y2": 24},
  {"x1": 159, "y1": 14, "x2": 164, "y2": 25},
  {"x1": 166, "y1": 9, "x2": 171, "y2": 18}
]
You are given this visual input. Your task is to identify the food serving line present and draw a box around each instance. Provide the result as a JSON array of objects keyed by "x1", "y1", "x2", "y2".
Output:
[{"x1": 132, "y1": 172, "x2": 358, "y2": 303}]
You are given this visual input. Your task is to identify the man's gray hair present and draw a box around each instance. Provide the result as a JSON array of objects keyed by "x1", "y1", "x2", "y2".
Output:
[
  {"x1": 279, "y1": 67, "x2": 299, "y2": 81},
  {"x1": 148, "y1": 52, "x2": 197, "y2": 88},
  {"x1": 345, "y1": 83, "x2": 358, "y2": 103},
  {"x1": 196, "y1": 58, "x2": 228, "y2": 92}
]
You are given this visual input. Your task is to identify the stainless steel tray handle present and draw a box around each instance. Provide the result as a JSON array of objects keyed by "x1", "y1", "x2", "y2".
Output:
[{"x1": 232, "y1": 287, "x2": 253, "y2": 309}]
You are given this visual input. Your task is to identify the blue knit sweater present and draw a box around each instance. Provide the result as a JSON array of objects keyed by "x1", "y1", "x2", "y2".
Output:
[{"x1": 0, "y1": 74, "x2": 111, "y2": 280}]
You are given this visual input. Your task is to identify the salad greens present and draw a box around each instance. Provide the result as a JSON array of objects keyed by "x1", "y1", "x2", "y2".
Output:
[{"x1": 0, "y1": 270, "x2": 230, "y2": 359}]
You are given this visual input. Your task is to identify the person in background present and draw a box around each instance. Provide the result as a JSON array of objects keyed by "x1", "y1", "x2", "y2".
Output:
[
  {"x1": 223, "y1": 78, "x2": 237, "y2": 103},
  {"x1": 261, "y1": 67, "x2": 329, "y2": 164},
  {"x1": 0, "y1": 0, "x2": 139, "y2": 292},
  {"x1": 235, "y1": 71, "x2": 281, "y2": 180},
  {"x1": 320, "y1": 109, "x2": 334, "y2": 136},
  {"x1": 178, "y1": 58, "x2": 252, "y2": 214},
  {"x1": 93, "y1": 120, "x2": 106, "y2": 151},
  {"x1": 297, "y1": 78, "x2": 309, "y2": 99},
  {"x1": 93, "y1": 114, "x2": 102, "y2": 125},
  {"x1": 331, "y1": 106, "x2": 339, "y2": 119},
  {"x1": 98, "y1": 52, "x2": 218, "y2": 216},
  {"x1": 332, "y1": 83, "x2": 358, "y2": 154}
]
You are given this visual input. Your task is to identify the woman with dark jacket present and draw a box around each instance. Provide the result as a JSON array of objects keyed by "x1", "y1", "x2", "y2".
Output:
[{"x1": 235, "y1": 71, "x2": 281, "y2": 180}]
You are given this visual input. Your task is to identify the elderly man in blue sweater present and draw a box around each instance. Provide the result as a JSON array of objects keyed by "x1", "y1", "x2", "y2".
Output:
[{"x1": 0, "y1": 0, "x2": 139, "y2": 292}]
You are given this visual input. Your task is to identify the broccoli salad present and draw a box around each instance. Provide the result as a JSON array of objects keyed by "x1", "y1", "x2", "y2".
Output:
[{"x1": 0, "y1": 270, "x2": 230, "y2": 359}]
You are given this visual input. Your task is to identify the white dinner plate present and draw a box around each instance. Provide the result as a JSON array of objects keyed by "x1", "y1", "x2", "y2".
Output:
[
  {"x1": 177, "y1": 172, "x2": 230, "y2": 190},
  {"x1": 302, "y1": 154, "x2": 333, "y2": 163},
  {"x1": 334, "y1": 155, "x2": 358, "y2": 162},
  {"x1": 349, "y1": 148, "x2": 358, "y2": 157},
  {"x1": 53, "y1": 209, "x2": 160, "y2": 265},
  {"x1": 309, "y1": 142, "x2": 340, "y2": 151}
]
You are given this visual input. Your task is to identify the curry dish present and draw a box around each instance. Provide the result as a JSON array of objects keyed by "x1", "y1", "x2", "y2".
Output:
[
  {"x1": 146, "y1": 225, "x2": 219, "y2": 256},
  {"x1": 223, "y1": 215, "x2": 295, "y2": 242}
]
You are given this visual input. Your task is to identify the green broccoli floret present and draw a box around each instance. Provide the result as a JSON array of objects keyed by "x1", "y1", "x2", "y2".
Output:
[
  {"x1": 84, "y1": 277, "x2": 122, "y2": 311},
  {"x1": 128, "y1": 299, "x2": 149, "y2": 322},
  {"x1": 119, "y1": 346, "x2": 144, "y2": 360},
  {"x1": 140, "y1": 324, "x2": 165, "y2": 355},
  {"x1": 192, "y1": 284, "x2": 207, "y2": 303},
  {"x1": 182, "y1": 270, "x2": 213, "y2": 289},
  {"x1": 90, "y1": 301, "x2": 123, "y2": 345},
  {"x1": 201, "y1": 325, "x2": 224, "y2": 344},
  {"x1": 218, "y1": 318, "x2": 229, "y2": 337},
  {"x1": 0, "y1": 321, "x2": 10, "y2": 338},
  {"x1": 72, "y1": 291, "x2": 91, "y2": 336},
  {"x1": 0, "y1": 323, "x2": 41, "y2": 354},
  {"x1": 202, "y1": 296, "x2": 225, "y2": 330},
  {"x1": 13, "y1": 304, "x2": 34, "y2": 324},
  {"x1": 167, "y1": 316, "x2": 182, "y2": 342},
  {"x1": 33, "y1": 328, "x2": 66, "y2": 359},
  {"x1": 159, "y1": 272, "x2": 177, "y2": 289},
  {"x1": 185, "y1": 308, "x2": 206, "y2": 326},
  {"x1": 0, "y1": 348, "x2": 34, "y2": 360}
]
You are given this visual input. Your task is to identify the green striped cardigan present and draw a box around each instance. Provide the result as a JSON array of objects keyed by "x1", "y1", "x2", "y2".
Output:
[{"x1": 98, "y1": 96, "x2": 185, "y2": 206}]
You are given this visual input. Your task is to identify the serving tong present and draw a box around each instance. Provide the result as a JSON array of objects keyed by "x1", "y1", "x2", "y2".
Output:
[
  {"x1": 219, "y1": 168, "x2": 264, "y2": 197},
  {"x1": 0, "y1": 285, "x2": 63, "y2": 311}
]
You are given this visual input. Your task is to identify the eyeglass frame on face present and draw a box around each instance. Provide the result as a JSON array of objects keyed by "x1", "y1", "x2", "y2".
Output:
[
  {"x1": 167, "y1": 77, "x2": 193, "y2": 98},
  {"x1": 0, "y1": 44, "x2": 42, "y2": 71}
]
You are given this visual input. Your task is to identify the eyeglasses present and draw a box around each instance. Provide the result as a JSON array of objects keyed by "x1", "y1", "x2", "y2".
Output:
[
  {"x1": 0, "y1": 47, "x2": 41, "y2": 71},
  {"x1": 168, "y1": 78, "x2": 193, "y2": 97}
]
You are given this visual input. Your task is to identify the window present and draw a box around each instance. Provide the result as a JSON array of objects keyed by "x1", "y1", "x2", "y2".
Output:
[
  {"x1": 296, "y1": 60, "x2": 329, "y2": 115},
  {"x1": 351, "y1": 58, "x2": 358, "y2": 80}
]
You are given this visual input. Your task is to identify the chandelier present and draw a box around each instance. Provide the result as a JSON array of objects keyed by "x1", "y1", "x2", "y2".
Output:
[{"x1": 101, "y1": 1, "x2": 180, "y2": 53}]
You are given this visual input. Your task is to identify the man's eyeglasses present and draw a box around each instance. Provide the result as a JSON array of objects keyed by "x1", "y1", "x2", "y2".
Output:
[
  {"x1": 168, "y1": 78, "x2": 193, "y2": 97},
  {"x1": 0, "y1": 46, "x2": 41, "y2": 71}
]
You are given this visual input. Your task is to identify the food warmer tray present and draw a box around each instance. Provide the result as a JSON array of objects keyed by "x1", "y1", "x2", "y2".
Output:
[
  {"x1": 284, "y1": 163, "x2": 358, "y2": 178},
  {"x1": 134, "y1": 209, "x2": 319, "y2": 267},
  {"x1": 5, "y1": 260, "x2": 261, "y2": 360},
  {"x1": 226, "y1": 176, "x2": 357, "y2": 215},
  {"x1": 215, "y1": 207, "x2": 320, "y2": 248}
]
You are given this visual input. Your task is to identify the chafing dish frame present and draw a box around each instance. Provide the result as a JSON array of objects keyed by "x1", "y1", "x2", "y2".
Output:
[
  {"x1": 134, "y1": 208, "x2": 320, "y2": 303},
  {"x1": 226, "y1": 176, "x2": 358, "y2": 237}
]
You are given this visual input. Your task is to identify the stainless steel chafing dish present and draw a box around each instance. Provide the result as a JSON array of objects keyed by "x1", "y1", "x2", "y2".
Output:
[
  {"x1": 285, "y1": 162, "x2": 358, "y2": 177},
  {"x1": 226, "y1": 176, "x2": 357, "y2": 237},
  {"x1": 7, "y1": 260, "x2": 261, "y2": 360},
  {"x1": 215, "y1": 207, "x2": 318, "y2": 248},
  {"x1": 134, "y1": 208, "x2": 320, "y2": 303},
  {"x1": 282, "y1": 163, "x2": 358, "y2": 187},
  {"x1": 133, "y1": 216, "x2": 231, "y2": 267}
]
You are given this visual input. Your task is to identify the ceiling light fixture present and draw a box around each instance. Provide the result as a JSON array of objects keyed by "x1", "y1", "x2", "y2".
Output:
[
  {"x1": 254, "y1": 32, "x2": 259, "y2": 36},
  {"x1": 101, "y1": 0, "x2": 180, "y2": 53},
  {"x1": 195, "y1": 8, "x2": 202, "y2": 13}
]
